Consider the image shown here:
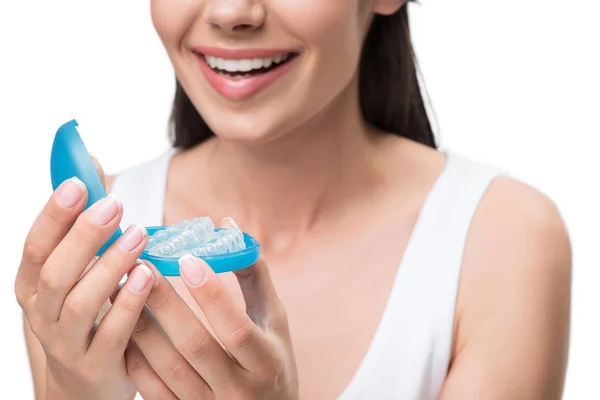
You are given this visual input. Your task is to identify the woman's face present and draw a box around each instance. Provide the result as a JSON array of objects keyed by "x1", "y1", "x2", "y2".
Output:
[{"x1": 151, "y1": 0, "x2": 402, "y2": 143}]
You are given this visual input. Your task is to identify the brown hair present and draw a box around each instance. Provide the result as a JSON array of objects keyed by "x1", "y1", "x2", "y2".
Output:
[{"x1": 169, "y1": 3, "x2": 436, "y2": 149}]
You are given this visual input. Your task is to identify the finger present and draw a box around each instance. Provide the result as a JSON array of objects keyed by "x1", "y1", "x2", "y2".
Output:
[
  {"x1": 15, "y1": 177, "x2": 87, "y2": 310},
  {"x1": 34, "y1": 193, "x2": 123, "y2": 322},
  {"x1": 90, "y1": 154, "x2": 106, "y2": 190},
  {"x1": 179, "y1": 255, "x2": 280, "y2": 376},
  {"x1": 139, "y1": 262, "x2": 235, "y2": 390},
  {"x1": 220, "y1": 217, "x2": 287, "y2": 332},
  {"x1": 60, "y1": 224, "x2": 148, "y2": 348},
  {"x1": 129, "y1": 303, "x2": 212, "y2": 399},
  {"x1": 87, "y1": 263, "x2": 153, "y2": 363},
  {"x1": 125, "y1": 342, "x2": 179, "y2": 400},
  {"x1": 234, "y1": 258, "x2": 289, "y2": 334}
]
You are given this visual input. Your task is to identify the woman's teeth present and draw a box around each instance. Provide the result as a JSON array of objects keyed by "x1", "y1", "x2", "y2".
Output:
[{"x1": 204, "y1": 53, "x2": 291, "y2": 74}]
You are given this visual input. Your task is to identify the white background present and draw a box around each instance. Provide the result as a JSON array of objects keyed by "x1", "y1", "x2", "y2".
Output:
[{"x1": 0, "y1": 1, "x2": 598, "y2": 398}]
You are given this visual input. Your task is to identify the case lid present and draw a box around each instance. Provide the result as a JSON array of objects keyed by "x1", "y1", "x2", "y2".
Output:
[{"x1": 50, "y1": 119, "x2": 122, "y2": 256}]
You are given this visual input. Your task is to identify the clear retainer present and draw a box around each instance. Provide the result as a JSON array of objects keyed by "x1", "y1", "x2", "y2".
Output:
[{"x1": 145, "y1": 217, "x2": 246, "y2": 257}]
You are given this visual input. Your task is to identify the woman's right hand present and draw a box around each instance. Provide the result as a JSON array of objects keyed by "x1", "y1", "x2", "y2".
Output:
[{"x1": 14, "y1": 176, "x2": 154, "y2": 400}]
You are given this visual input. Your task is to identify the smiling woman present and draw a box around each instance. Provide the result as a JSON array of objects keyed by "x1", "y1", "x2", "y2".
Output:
[{"x1": 16, "y1": 1, "x2": 571, "y2": 400}]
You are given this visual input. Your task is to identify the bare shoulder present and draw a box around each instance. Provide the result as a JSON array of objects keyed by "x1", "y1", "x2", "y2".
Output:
[
  {"x1": 440, "y1": 176, "x2": 572, "y2": 400},
  {"x1": 464, "y1": 176, "x2": 571, "y2": 284}
]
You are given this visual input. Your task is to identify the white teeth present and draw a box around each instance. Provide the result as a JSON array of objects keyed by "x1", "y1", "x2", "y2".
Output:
[
  {"x1": 204, "y1": 53, "x2": 292, "y2": 73},
  {"x1": 223, "y1": 60, "x2": 238, "y2": 72},
  {"x1": 251, "y1": 58, "x2": 263, "y2": 69},
  {"x1": 262, "y1": 58, "x2": 273, "y2": 69},
  {"x1": 207, "y1": 57, "x2": 217, "y2": 69}
]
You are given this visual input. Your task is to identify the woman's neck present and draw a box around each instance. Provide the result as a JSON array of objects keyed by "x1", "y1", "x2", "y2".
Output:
[{"x1": 179, "y1": 83, "x2": 391, "y2": 255}]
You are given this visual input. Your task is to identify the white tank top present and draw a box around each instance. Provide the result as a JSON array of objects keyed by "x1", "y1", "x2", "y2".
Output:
[{"x1": 112, "y1": 148, "x2": 503, "y2": 400}]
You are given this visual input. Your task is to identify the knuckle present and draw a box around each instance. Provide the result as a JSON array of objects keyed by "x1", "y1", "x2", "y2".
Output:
[
  {"x1": 183, "y1": 335, "x2": 213, "y2": 361},
  {"x1": 62, "y1": 298, "x2": 87, "y2": 320},
  {"x1": 96, "y1": 251, "x2": 134, "y2": 276},
  {"x1": 114, "y1": 293, "x2": 143, "y2": 315},
  {"x1": 72, "y1": 223, "x2": 98, "y2": 247},
  {"x1": 22, "y1": 237, "x2": 51, "y2": 266},
  {"x1": 38, "y1": 267, "x2": 63, "y2": 293},
  {"x1": 14, "y1": 282, "x2": 29, "y2": 309},
  {"x1": 44, "y1": 205, "x2": 65, "y2": 231},
  {"x1": 162, "y1": 359, "x2": 185, "y2": 382},
  {"x1": 94, "y1": 327, "x2": 128, "y2": 352},
  {"x1": 225, "y1": 323, "x2": 255, "y2": 350},
  {"x1": 132, "y1": 313, "x2": 153, "y2": 336},
  {"x1": 148, "y1": 292, "x2": 173, "y2": 313},
  {"x1": 159, "y1": 358, "x2": 189, "y2": 383},
  {"x1": 126, "y1": 353, "x2": 142, "y2": 374},
  {"x1": 202, "y1": 284, "x2": 223, "y2": 306}
]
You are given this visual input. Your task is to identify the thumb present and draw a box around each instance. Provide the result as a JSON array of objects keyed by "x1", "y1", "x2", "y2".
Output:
[{"x1": 220, "y1": 217, "x2": 288, "y2": 333}]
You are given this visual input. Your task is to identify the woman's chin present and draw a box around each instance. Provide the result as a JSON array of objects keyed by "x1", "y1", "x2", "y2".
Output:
[
  {"x1": 209, "y1": 120, "x2": 290, "y2": 145},
  {"x1": 211, "y1": 129, "x2": 278, "y2": 145}
]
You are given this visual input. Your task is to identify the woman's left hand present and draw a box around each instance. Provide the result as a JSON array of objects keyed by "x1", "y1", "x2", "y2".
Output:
[{"x1": 121, "y1": 253, "x2": 299, "y2": 400}]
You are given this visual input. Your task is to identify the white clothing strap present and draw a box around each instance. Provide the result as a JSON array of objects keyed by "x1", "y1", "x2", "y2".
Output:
[
  {"x1": 339, "y1": 152, "x2": 504, "y2": 399},
  {"x1": 111, "y1": 148, "x2": 177, "y2": 229}
]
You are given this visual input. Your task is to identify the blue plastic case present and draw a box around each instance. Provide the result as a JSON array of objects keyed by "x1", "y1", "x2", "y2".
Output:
[{"x1": 50, "y1": 119, "x2": 260, "y2": 275}]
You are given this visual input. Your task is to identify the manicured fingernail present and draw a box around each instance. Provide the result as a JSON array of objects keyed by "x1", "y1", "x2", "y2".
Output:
[
  {"x1": 117, "y1": 224, "x2": 147, "y2": 252},
  {"x1": 221, "y1": 217, "x2": 239, "y2": 229},
  {"x1": 56, "y1": 177, "x2": 86, "y2": 209},
  {"x1": 128, "y1": 264, "x2": 152, "y2": 293},
  {"x1": 179, "y1": 254, "x2": 207, "y2": 286},
  {"x1": 89, "y1": 194, "x2": 122, "y2": 225}
]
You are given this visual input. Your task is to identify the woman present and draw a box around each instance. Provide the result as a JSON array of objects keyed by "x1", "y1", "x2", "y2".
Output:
[{"x1": 15, "y1": 0, "x2": 572, "y2": 399}]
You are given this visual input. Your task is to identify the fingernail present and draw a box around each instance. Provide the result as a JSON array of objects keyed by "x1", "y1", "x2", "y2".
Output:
[
  {"x1": 128, "y1": 264, "x2": 152, "y2": 293},
  {"x1": 221, "y1": 216, "x2": 240, "y2": 229},
  {"x1": 142, "y1": 260, "x2": 160, "y2": 288},
  {"x1": 179, "y1": 254, "x2": 207, "y2": 286},
  {"x1": 89, "y1": 194, "x2": 122, "y2": 225},
  {"x1": 117, "y1": 224, "x2": 147, "y2": 252},
  {"x1": 56, "y1": 177, "x2": 86, "y2": 209}
]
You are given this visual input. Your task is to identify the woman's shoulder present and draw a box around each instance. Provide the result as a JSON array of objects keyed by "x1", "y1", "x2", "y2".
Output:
[
  {"x1": 462, "y1": 156, "x2": 571, "y2": 271},
  {"x1": 470, "y1": 174, "x2": 571, "y2": 276}
]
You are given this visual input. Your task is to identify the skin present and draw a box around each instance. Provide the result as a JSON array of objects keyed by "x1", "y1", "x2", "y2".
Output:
[{"x1": 18, "y1": 0, "x2": 572, "y2": 399}]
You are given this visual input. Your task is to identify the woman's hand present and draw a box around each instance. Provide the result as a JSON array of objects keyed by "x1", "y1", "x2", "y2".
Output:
[
  {"x1": 123, "y1": 239, "x2": 299, "y2": 400},
  {"x1": 14, "y1": 176, "x2": 154, "y2": 400}
]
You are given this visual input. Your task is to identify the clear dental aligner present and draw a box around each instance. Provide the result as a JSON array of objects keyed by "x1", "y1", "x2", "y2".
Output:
[
  {"x1": 146, "y1": 217, "x2": 215, "y2": 256},
  {"x1": 188, "y1": 227, "x2": 245, "y2": 257},
  {"x1": 145, "y1": 217, "x2": 246, "y2": 257}
]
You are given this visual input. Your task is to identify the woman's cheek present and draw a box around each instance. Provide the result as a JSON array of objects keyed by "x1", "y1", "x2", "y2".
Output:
[{"x1": 151, "y1": 0, "x2": 200, "y2": 46}]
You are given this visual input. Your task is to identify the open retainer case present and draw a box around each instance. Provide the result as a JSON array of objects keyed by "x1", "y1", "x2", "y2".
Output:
[{"x1": 50, "y1": 119, "x2": 260, "y2": 276}]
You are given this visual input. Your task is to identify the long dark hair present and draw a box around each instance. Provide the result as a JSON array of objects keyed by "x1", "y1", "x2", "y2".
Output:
[{"x1": 169, "y1": 3, "x2": 436, "y2": 149}]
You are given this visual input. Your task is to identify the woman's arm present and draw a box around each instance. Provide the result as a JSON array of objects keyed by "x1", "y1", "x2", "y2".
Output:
[{"x1": 440, "y1": 177, "x2": 572, "y2": 400}]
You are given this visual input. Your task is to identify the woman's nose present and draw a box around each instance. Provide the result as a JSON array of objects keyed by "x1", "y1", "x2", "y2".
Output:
[{"x1": 204, "y1": 0, "x2": 266, "y2": 33}]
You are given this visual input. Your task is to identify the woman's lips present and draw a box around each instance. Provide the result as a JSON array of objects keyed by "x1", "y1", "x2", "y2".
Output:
[{"x1": 193, "y1": 47, "x2": 299, "y2": 101}]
